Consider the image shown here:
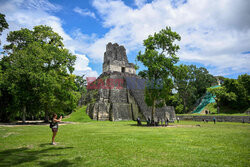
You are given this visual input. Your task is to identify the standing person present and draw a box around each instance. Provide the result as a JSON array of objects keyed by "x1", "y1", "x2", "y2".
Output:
[
  {"x1": 213, "y1": 117, "x2": 216, "y2": 124},
  {"x1": 137, "y1": 117, "x2": 142, "y2": 126},
  {"x1": 51, "y1": 113, "x2": 62, "y2": 145},
  {"x1": 165, "y1": 118, "x2": 169, "y2": 127},
  {"x1": 177, "y1": 117, "x2": 180, "y2": 123},
  {"x1": 147, "y1": 117, "x2": 151, "y2": 126}
]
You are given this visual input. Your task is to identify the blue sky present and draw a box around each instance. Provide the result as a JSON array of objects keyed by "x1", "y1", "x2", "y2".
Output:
[{"x1": 0, "y1": 0, "x2": 249, "y2": 78}]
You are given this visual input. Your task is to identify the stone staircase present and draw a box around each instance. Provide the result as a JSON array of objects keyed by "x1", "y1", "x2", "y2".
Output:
[{"x1": 125, "y1": 77, "x2": 175, "y2": 121}]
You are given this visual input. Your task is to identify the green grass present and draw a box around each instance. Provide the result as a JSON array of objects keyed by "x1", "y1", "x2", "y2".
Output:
[
  {"x1": 63, "y1": 106, "x2": 92, "y2": 122},
  {"x1": 0, "y1": 109, "x2": 249, "y2": 166},
  {"x1": 204, "y1": 103, "x2": 217, "y2": 114}
]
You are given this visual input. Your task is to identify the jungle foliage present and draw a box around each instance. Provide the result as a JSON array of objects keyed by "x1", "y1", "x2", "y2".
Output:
[{"x1": 0, "y1": 22, "x2": 83, "y2": 122}]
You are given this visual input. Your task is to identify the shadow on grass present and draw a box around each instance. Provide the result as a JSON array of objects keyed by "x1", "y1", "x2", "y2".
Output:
[
  {"x1": 39, "y1": 143, "x2": 53, "y2": 147},
  {"x1": 129, "y1": 124, "x2": 171, "y2": 127},
  {"x1": 129, "y1": 124, "x2": 150, "y2": 127},
  {"x1": 0, "y1": 146, "x2": 75, "y2": 167},
  {"x1": 39, "y1": 159, "x2": 74, "y2": 167}
]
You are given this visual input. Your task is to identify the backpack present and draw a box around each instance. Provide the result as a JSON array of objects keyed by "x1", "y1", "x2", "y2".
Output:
[{"x1": 49, "y1": 121, "x2": 54, "y2": 128}]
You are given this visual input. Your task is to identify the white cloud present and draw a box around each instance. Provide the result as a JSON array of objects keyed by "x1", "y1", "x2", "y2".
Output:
[
  {"x1": 22, "y1": 0, "x2": 62, "y2": 11},
  {"x1": 1, "y1": 0, "x2": 249, "y2": 78},
  {"x1": 134, "y1": 0, "x2": 147, "y2": 8},
  {"x1": 90, "y1": 0, "x2": 250, "y2": 76},
  {"x1": 73, "y1": 7, "x2": 96, "y2": 19},
  {"x1": 0, "y1": 0, "x2": 98, "y2": 77},
  {"x1": 74, "y1": 54, "x2": 99, "y2": 77}
]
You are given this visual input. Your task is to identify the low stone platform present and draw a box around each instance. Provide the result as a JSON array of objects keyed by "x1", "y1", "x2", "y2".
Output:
[{"x1": 177, "y1": 115, "x2": 250, "y2": 123}]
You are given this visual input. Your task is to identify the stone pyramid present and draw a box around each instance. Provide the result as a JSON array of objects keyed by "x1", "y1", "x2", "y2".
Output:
[{"x1": 86, "y1": 42, "x2": 176, "y2": 121}]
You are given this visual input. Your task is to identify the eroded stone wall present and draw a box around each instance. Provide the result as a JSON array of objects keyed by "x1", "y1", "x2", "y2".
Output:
[{"x1": 103, "y1": 43, "x2": 136, "y2": 74}]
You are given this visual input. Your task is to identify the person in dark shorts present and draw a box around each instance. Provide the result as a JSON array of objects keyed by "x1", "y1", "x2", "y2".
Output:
[{"x1": 51, "y1": 113, "x2": 62, "y2": 145}]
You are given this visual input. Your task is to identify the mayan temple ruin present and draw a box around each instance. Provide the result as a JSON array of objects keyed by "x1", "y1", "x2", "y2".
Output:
[{"x1": 86, "y1": 42, "x2": 176, "y2": 121}]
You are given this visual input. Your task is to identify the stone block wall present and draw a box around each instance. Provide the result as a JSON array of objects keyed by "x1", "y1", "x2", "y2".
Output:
[
  {"x1": 177, "y1": 115, "x2": 250, "y2": 123},
  {"x1": 111, "y1": 103, "x2": 132, "y2": 121}
]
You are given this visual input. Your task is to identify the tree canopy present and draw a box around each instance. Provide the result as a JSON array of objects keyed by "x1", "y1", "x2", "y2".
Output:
[
  {"x1": 221, "y1": 74, "x2": 250, "y2": 111},
  {"x1": 0, "y1": 25, "x2": 79, "y2": 122},
  {"x1": 173, "y1": 64, "x2": 217, "y2": 113},
  {"x1": 207, "y1": 87, "x2": 236, "y2": 114},
  {"x1": 137, "y1": 26, "x2": 181, "y2": 122}
]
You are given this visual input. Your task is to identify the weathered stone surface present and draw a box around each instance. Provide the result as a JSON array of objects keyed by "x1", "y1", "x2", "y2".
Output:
[
  {"x1": 128, "y1": 90, "x2": 142, "y2": 120},
  {"x1": 104, "y1": 42, "x2": 128, "y2": 63},
  {"x1": 103, "y1": 43, "x2": 136, "y2": 74},
  {"x1": 86, "y1": 102, "x2": 110, "y2": 121},
  {"x1": 110, "y1": 103, "x2": 132, "y2": 121},
  {"x1": 87, "y1": 42, "x2": 176, "y2": 121}
]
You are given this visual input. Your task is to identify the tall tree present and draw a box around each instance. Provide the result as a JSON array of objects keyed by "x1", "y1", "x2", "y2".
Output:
[
  {"x1": 174, "y1": 64, "x2": 217, "y2": 113},
  {"x1": 223, "y1": 75, "x2": 249, "y2": 109},
  {"x1": 192, "y1": 65, "x2": 217, "y2": 97},
  {"x1": 75, "y1": 75, "x2": 87, "y2": 106},
  {"x1": 174, "y1": 64, "x2": 196, "y2": 112},
  {"x1": 238, "y1": 74, "x2": 250, "y2": 95},
  {"x1": 137, "y1": 26, "x2": 181, "y2": 122},
  {"x1": 0, "y1": 13, "x2": 8, "y2": 103},
  {"x1": 207, "y1": 87, "x2": 236, "y2": 114},
  {"x1": 0, "y1": 56, "x2": 17, "y2": 122},
  {"x1": 2, "y1": 44, "x2": 41, "y2": 122},
  {"x1": 2, "y1": 25, "x2": 77, "y2": 122}
]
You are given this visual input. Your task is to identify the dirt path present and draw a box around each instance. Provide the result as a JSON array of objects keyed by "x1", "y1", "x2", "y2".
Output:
[{"x1": 0, "y1": 121, "x2": 77, "y2": 127}]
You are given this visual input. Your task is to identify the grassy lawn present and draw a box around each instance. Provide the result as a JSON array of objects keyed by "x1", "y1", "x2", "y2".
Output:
[
  {"x1": 63, "y1": 106, "x2": 92, "y2": 122},
  {"x1": 0, "y1": 108, "x2": 249, "y2": 167}
]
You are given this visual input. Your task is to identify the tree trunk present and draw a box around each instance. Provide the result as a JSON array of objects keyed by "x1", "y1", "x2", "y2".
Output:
[
  {"x1": 22, "y1": 105, "x2": 26, "y2": 123},
  {"x1": 44, "y1": 107, "x2": 49, "y2": 123},
  {"x1": 183, "y1": 99, "x2": 187, "y2": 113},
  {"x1": 78, "y1": 94, "x2": 84, "y2": 107},
  {"x1": 181, "y1": 93, "x2": 187, "y2": 113},
  {"x1": 217, "y1": 102, "x2": 220, "y2": 114},
  {"x1": 151, "y1": 99, "x2": 156, "y2": 125},
  {"x1": 215, "y1": 99, "x2": 220, "y2": 114}
]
